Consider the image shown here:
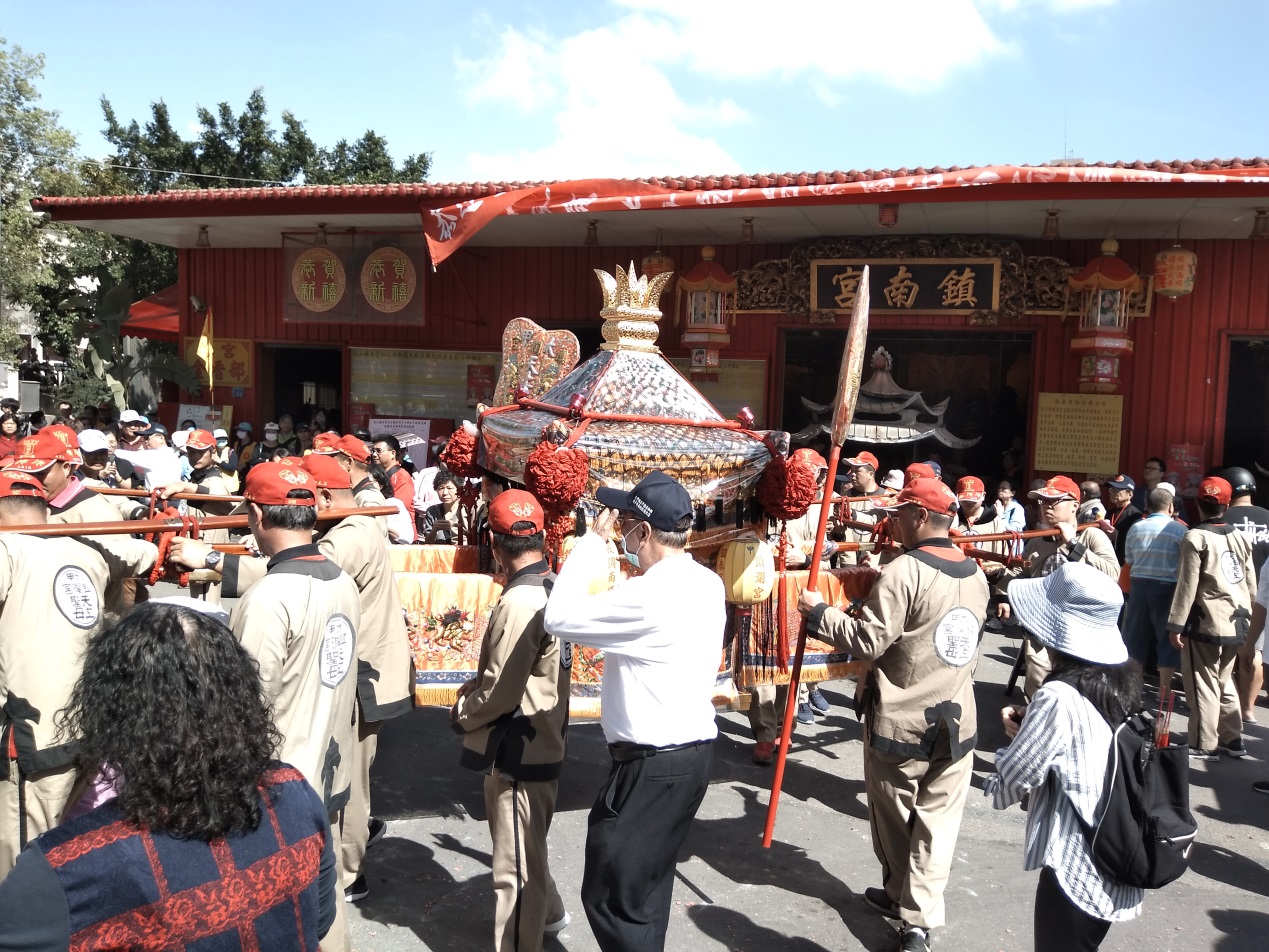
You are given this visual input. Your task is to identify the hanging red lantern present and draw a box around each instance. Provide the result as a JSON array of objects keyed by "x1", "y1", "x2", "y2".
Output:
[
  {"x1": 675, "y1": 245, "x2": 736, "y2": 383},
  {"x1": 1066, "y1": 238, "x2": 1142, "y2": 394}
]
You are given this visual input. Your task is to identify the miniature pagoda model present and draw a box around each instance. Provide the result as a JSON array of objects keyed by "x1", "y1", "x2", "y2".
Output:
[{"x1": 794, "y1": 347, "x2": 979, "y2": 448}]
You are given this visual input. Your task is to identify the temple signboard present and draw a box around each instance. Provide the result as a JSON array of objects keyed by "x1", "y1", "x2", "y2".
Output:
[{"x1": 810, "y1": 258, "x2": 1001, "y2": 315}]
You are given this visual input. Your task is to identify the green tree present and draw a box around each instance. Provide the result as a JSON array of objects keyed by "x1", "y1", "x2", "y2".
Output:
[{"x1": 0, "y1": 38, "x2": 84, "y2": 348}]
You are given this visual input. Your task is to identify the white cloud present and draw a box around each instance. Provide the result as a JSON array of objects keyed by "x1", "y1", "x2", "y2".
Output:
[{"x1": 451, "y1": 0, "x2": 1016, "y2": 181}]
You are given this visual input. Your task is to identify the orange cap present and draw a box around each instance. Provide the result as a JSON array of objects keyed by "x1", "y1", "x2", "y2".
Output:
[
  {"x1": 956, "y1": 475, "x2": 985, "y2": 500},
  {"x1": 300, "y1": 453, "x2": 352, "y2": 490},
  {"x1": 336, "y1": 434, "x2": 370, "y2": 464},
  {"x1": 1029, "y1": 476, "x2": 1080, "y2": 501},
  {"x1": 311, "y1": 431, "x2": 343, "y2": 454},
  {"x1": 244, "y1": 460, "x2": 317, "y2": 507},
  {"x1": 791, "y1": 448, "x2": 827, "y2": 471},
  {"x1": 489, "y1": 489, "x2": 545, "y2": 535},
  {"x1": 895, "y1": 476, "x2": 959, "y2": 515}
]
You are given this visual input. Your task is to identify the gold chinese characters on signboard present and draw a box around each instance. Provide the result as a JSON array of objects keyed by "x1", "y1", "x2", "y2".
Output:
[
  {"x1": 183, "y1": 337, "x2": 252, "y2": 388},
  {"x1": 1033, "y1": 392, "x2": 1123, "y2": 475},
  {"x1": 360, "y1": 247, "x2": 417, "y2": 314},
  {"x1": 811, "y1": 258, "x2": 1002, "y2": 314},
  {"x1": 292, "y1": 248, "x2": 347, "y2": 313}
]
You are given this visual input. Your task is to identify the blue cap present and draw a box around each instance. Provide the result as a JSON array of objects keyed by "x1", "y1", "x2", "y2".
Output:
[
  {"x1": 1106, "y1": 474, "x2": 1136, "y2": 492},
  {"x1": 922, "y1": 460, "x2": 943, "y2": 478},
  {"x1": 596, "y1": 470, "x2": 693, "y2": 531}
]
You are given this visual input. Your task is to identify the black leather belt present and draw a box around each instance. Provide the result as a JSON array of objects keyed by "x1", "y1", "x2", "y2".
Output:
[{"x1": 608, "y1": 739, "x2": 713, "y2": 762}]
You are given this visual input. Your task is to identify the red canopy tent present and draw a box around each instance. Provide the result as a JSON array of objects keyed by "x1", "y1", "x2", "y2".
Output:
[{"x1": 121, "y1": 284, "x2": 179, "y2": 342}]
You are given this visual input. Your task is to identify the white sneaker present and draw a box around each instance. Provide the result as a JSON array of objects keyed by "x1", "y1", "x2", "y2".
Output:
[{"x1": 544, "y1": 911, "x2": 571, "y2": 935}]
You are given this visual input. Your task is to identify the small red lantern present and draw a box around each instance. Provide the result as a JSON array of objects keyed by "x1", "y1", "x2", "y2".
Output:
[
  {"x1": 675, "y1": 246, "x2": 736, "y2": 383},
  {"x1": 1066, "y1": 239, "x2": 1142, "y2": 394}
]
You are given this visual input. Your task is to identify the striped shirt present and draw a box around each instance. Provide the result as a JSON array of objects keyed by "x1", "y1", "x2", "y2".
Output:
[
  {"x1": 984, "y1": 681, "x2": 1144, "y2": 921},
  {"x1": 1124, "y1": 512, "x2": 1186, "y2": 582}
]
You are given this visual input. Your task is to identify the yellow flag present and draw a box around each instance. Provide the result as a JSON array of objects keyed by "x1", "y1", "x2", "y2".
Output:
[{"x1": 195, "y1": 309, "x2": 214, "y2": 383}]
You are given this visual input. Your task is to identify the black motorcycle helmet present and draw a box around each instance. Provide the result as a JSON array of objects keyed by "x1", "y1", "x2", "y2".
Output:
[{"x1": 1222, "y1": 466, "x2": 1257, "y2": 498}]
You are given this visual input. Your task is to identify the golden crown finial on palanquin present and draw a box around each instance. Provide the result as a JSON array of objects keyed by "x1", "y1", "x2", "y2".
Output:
[{"x1": 595, "y1": 262, "x2": 674, "y2": 353}]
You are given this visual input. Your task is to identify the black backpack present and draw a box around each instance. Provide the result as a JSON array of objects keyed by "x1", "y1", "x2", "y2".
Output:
[{"x1": 1076, "y1": 711, "x2": 1197, "y2": 889}]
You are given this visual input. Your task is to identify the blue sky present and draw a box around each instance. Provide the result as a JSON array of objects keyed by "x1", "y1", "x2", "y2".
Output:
[{"x1": 8, "y1": 0, "x2": 1268, "y2": 185}]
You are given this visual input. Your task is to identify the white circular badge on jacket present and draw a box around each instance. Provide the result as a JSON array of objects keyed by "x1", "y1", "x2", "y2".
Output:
[
  {"x1": 320, "y1": 613, "x2": 355, "y2": 688},
  {"x1": 54, "y1": 565, "x2": 100, "y2": 630},
  {"x1": 1220, "y1": 551, "x2": 1246, "y2": 585},
  {"x1": 932, "y1": 607, "x2": 980, "y2": 667}
]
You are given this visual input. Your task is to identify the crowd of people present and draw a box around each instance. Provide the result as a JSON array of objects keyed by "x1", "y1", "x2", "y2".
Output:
[{"x1": 0, "y1": 402, "x2": 1265, "y2": 951}]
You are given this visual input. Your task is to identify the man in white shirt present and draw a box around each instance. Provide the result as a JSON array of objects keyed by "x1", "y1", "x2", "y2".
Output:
[{"x1": 544, "y1": 470, "x2": 723, "y2": 952}]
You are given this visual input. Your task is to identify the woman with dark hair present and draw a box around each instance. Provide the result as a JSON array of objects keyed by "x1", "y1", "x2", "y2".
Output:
[
  {"x1": 276, "y1": 413, "x2": 301, "y2": 455},
  {"x1": 421, "y1": 470, "x2": 461, "y2": 543},
  {"x1": 0, "y1": 602, "x2": 337, "y2": 949},
  {"x1": 986, "y1": 562, "x2": 1145, "y2": 952},
  {"x1": 0, "y1": 413, "x2": 19, "y2": 458}
]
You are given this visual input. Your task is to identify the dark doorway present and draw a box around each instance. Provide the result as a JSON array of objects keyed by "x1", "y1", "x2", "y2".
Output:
[
  {"x1": 780, "y1": 328, "x2": 1032, "y2": 486},
  {"x1": 262, "y1": 346, "x2": 342, "y2": 430},
  {"x1": 1223, "y1": 338, "x2": 1269, "y2": 497}
]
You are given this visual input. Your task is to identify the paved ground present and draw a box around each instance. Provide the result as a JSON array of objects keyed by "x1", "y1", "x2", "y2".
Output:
[{"x1": 345, "y1": 623, "x2": 1269, "y2": 952}]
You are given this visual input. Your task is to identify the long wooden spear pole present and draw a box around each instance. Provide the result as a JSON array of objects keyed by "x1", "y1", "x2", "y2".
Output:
[
  {"x1": 0, "y1": 506, "x2": 398, "y2": 537},
  {"x1": 764, "y1": 268, "x2": 870, "y2": 848},
  {"x1": 93, "y1": 486, "x2": 246, "y2": 504}
]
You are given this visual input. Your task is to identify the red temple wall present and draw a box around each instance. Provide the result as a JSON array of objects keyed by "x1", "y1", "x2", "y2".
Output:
[{"x1": 177, "y1": 237, "x2": 1269, "y2": 476}]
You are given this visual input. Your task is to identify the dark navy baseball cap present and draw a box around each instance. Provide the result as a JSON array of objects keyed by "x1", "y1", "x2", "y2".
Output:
[
  {"x1": 596, "y1": 470, "x2": 694, "y2": 531},
  {"x1": 1105, "y1": 474, "x2": 1136, "y2": 492}
]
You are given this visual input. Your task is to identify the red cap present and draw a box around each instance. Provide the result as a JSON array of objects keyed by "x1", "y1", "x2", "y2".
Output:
[
  {"x1": 1198, "y1": 476, "x2": 1232, "y2": 505},
  {"x1": 0, "y1": 474, "x2": 47, "y2": 500},
  {"x1": 1029, "y1": 476, "x2": 1080, "y2": 501},
  {"x1": 895, "y1": 476, "x2": 959, "y2": 515},
  {"x1": 6, "y1": 431, "x2": 77, "y2": 473},
  {"x1": 488, "y1": 489, "x2": 545, "y2": 536},
  {"x1": 300, "y1": 453, "x2": 352, "y2": 490},
  {"x1": 336, "y1": 434, "x2": 370, "y2": 464},
  {"x1": 904, "y1": 462, "x2": 937, "y2": 486},
  {"x1": 956, "y1": 475, "x2": 986, "y2": 500},
  {"x1": 846, "y1": 451, "x2": 879, "y2": 470},
  {"x1": 311, "y1": 431, "x2": 343, "y2": 454},
  {"x1": 184, "y1": 428, "x2": 216, "y2": 451},
  {"x1": 244, "y1": 460, "x2": 317, "y2": 507},
  {"x1": 791, "y1": 448, "x2": 827, "y2": 470}
]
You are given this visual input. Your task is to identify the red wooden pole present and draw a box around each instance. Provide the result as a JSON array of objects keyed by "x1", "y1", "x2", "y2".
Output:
[{"x1": 763, "y1": 444, "x2": 842, "y2": 848}]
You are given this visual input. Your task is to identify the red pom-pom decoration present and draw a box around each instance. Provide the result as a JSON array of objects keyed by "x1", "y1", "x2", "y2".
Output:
[
  {"x1": 439, "y1": 427, "x2": 481, "y2": 479},
  {"x1": 525, "y1": 440, "x2": 590, "y2": 554},
  {"x1": 756, "y1": 453, "x2": 819, "y2": 522}
]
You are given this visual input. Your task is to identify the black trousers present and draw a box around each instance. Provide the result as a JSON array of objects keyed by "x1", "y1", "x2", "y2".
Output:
[
  {"x1": 581, "y1": 741, "x2": 713, "y2": 952},
  {"x1": 1034, "y1": 866, "x2": 1112, "y2": 952}
]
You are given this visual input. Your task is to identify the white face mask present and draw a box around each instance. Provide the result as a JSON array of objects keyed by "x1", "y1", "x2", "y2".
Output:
[
  {"x1": 621, "y1": 523, "x2": 645, "y2": 570},
  {"x1": 236, "y1": 430, "x2": 248, "y2": 441}
]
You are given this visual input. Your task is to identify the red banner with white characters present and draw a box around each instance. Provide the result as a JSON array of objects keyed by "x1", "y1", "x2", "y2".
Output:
[{"x1": 420, "y1": 166, "x2": 1269, "y2": 267}]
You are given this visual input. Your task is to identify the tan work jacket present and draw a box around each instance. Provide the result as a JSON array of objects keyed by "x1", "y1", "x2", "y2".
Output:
[
  {"x1": 230, "y1": 544, "x2": 362, "y2": 812},
  {"x1": 0, "y1": 535, "x2": 110, "y2": 773},
  {"x1": 453, "y1": 561, "x2": 570, "y2": 781},
  {"x1": 1168, "y1": 520, "x2": 1256, "y2": 645},
  {"x1": 48, "y1": 483, "x2": 158, "y2": 617},
  {"x1": 997, "y1": 524, "x2": 1118, "y2": 598},
  {"x1": 807, "y1": 539, "x2": 989, "y2": 761},
  {"x1": 223, "y1": 514, "x2": 413, "y2": 724}
]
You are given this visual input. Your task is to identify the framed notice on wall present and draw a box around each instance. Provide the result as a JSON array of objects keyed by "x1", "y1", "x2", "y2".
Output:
[
  {"x1": 350, "y1": 348, "x2": 500, "y2": 421},
  {"x1": 668, "y1": 358, "x2": 767, "y2": 423},
  {"x1": 1033, "y1": 392, "x2": 1123, "y2": 475}
]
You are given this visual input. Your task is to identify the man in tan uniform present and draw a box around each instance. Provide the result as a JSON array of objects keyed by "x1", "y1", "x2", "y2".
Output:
[
  {"x1": 225, "y1": 460, "x2": 361, "y2": 952},
  {"x1": 1168, "y1": 476, "x2": 1257, "y2": 759},
  {"x1": 798, "y1": 477, "x2": 988, "y2": 952},
  {"x1": 8, "y1": 427, "x2": 155, "y2": 616},
  {"x1": 0, "y1": 474, "x2": 156, "y2": 878},
  {"x1": 996, "y1": 475, "x2": 1119, "y2": 697},
  {"x1": 452, "y1": 489, "x2": 571, "y2": 951},
  {"x1": 171, "y1": 453, "x2": 411, "y2": 904},
  {"x1": 336, "y1": 435, "x2": 387, "y2": 507}
]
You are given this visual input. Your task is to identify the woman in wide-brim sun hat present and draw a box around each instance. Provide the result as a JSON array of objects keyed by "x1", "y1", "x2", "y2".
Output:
[{"x1": 983, "y1": 561, "x2": 1144, "y2": 952}]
